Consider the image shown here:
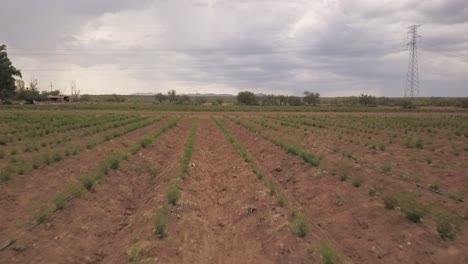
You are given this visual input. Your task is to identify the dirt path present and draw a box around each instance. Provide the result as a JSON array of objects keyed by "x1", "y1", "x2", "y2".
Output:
[
  {"x1": 138, "y1": 117, "x2": 312, "y2": 263},
  {"x1": 0, "y1": 117, "x2": 189, "y2": 264},
  {"x1": 224, "y1": 118, "x2": 468, "y2": 264}
]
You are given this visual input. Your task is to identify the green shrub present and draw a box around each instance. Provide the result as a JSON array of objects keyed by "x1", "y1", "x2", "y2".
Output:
[
  {"x1": 33, "y1": 206, "x2": 53, "y2": 224},
  {"x1": 53, "y1": 152, "x2": 63, "y2": 162},
  {"x1": 415, "y1": 138, "x2": 424, "y2": 149},
  {"x1": 276, "y1": 194, "x2": 286, "y2": 207},
  {"x1": 368, "y1": 187, "x2": 377, "y2": 197},
  {"x1": 429, "y1": 182, "x2": 440, "y2": 191},
  {"x1": 139, "y1": 137, "x2": 152, "y2": 148},
  {"x1": 435, "y1": 211, "x2": 462, "y2": 240},
  {"x1": 381, "y1": 161, "x2": 393, "y2": 173},
  {"x1": 291, "y1": 212, "x2": 308, "y2": 238},
  {"x1": 154, "y1": 206, "x2": 169, "y2": 238},
  {"x1": 320, "y1": 242, "x2": 340, "y2": 264},
  {"x1": 79, "y1": 175, "x2": 94, "y2": 191},
  {"x1": 352, "y1": 177, "x2": 362, "y2": 188},
  {"x1": 167, "y1": 183, "x2": 180, "y2": 206},
  {"x1": 398, "y1": 194, "x2": 427, "y2": 223},
  {"x1": 382, "y1": 195, "x2": 397, "y2": 210},
  {"x1": 66, "y1": 183, "x2": 83, "y2": 198},
  {"x1": 127, "y1": 243, "x2": 142, "y2": 262},
  {"x1": 53, "y1": 193, "x2": 67, "y2": 210}
]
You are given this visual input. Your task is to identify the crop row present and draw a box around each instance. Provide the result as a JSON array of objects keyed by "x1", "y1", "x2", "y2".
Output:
[
  {"x1": 32, "y1": 118, "x2": 180, "y2": 226},
  {"x1": 215, "y1": 117, "x2": 344, "y2": 261},
  {"x1": 227, "y1": 116, "x2": 464, "y2": 240},
  {"x1": 0, "y1": 112, "x2": 135, "y2": 143},
  {"x1": 0, "y1": 116, "x2": 161, "y2": 182},
  {"x1": 254, "y1": 116, "x2": 466, "y2": 200}
]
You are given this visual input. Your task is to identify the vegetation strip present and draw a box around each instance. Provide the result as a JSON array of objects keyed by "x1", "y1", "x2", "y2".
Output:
[
  {"x1": 266, "y1": 116, "x2": 464, "y2": 202},
  {"x1": 233, "y1": 116, "x2": 464, "y2": 240},
  {"x1": 155, "y1": 119, "x2": 198, "y2": 238},
  {"x1": 0, "y1": 116, "x2": 161, "y2": 182},
  {"x1": 31, "y1": 118, "x2": 179, "y2": 227},
  {"x1": 213, "y1": 117, "x2": 311, "y2": 238},
  {"x1": 226, "y1": 116, "x2": 321, "y2": 167}
]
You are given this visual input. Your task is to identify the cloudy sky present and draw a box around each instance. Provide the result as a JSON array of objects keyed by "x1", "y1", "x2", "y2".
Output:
[{"x1": 1, "y1": 0, "x2": 467, "y2": 96}]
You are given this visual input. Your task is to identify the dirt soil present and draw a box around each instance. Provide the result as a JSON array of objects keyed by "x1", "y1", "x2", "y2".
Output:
[{"x1": 1, "y1": 114, "x2": 467, "y2": 263}]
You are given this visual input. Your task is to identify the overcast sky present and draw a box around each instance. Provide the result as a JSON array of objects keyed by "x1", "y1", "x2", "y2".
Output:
[{"x1": 1, "y1": 0, "x2": 467, "y2": 96}]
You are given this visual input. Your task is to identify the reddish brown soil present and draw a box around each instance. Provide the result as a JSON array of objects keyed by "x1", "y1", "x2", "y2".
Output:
[
  {"x1": 224, "y1": 118, "x2": 468, "y2": 263},
  {"x1": 0, "y1": 118, "x2": 191, "y2": 264},
  {"x1": 0, "y1": 118, "x2": 164, "y2": 242},
  {"x1": 1, "y1": 113, "x2": 467, "y2": 264},
  {"x1": 246, "y1": 117, "x2": 468, "y2": 215},
  {"x1": 260, "y1": 115, "x2": 468, "y2": 197},
  {"x1": 143, "y1": 117, "x2": 313, "y2": 263}
]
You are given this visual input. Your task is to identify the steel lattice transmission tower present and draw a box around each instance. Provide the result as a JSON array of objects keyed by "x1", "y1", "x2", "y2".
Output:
[{"x1": 405, "y1": 25, "x2": 421, "y2": 99}]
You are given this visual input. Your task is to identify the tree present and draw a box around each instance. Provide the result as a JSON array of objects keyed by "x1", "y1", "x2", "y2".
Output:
[
  {"x1": 278, "y1": 95, "x2": 287, "y2": 105},
  {"x1": 303, "y1": 91, "x2": 320, "y2": 105},
  {"x1": 155, "y1": 93, "x2": 166, "y2": 104},
  {"x1": 236, "y1": 91, "x2": 258, "y2": 105},
  {"x1": 167, "y1": 89, "x2": 177, "y2": 104},
  {"x1": 16, "y1": 79, "x2": 42, "y2": 103},
  {"x1": 0, "y1": 44, "x2": 22, "y2": 102},
  {"x1": 358, "y1": 94, "x2": 377, "y2": 106},
  {"x1": 194, "y1": 96, "x2": 207, "y2": 105},
  {"x1": 288, "y1": 96, "x2": 303, "y2": 106},
  {"x1": 175, "y1": 94, "x2": 190, "y2": 105}
]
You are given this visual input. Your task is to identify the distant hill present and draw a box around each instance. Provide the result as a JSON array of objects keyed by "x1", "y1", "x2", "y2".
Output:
[{"x1": 131, "y1": 93, "x2": 234, "y2": 97}]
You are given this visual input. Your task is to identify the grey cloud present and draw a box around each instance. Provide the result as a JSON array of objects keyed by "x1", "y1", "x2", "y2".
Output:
[{"x1": 0, "y1": 0, "x2": 467, "y2": 96}]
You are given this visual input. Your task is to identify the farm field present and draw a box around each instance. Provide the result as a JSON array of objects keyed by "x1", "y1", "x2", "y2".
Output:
[{"x1": 0, "y1": 110, "x2": 467, "y2": 263}]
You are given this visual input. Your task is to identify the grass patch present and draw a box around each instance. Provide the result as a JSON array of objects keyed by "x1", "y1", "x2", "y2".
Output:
[
  {"x1": 381, "y1": 161, "x2": 393, "y2": 173},
  {"x1": 79, "y1": 174, "x2": 95, "y2": 191},
  {"x1": 320, "y1": 242, "x2": 341, "y2": 264},
  {"x1": 291, "y1": 212, "x2": 308, "y2": 238},
  {"x1": 276, "y1": 193, "x2": 286, "y2": 207},
  {"x1": 53, "y1": 193, "x2": 67, "y2": 210},
  {"x1": 434, "y1": 210, "x2": 462, "y2": 240},
  {"x1": 139, "y1": 137, "x2": 153, "y2": 148},
  {"x1": 382, "y1": 194, "x2": 397, "y2": 210},
  {"x1": 154, "y1": 206, "x2": 169, "y2": 239},
  {"x1": 127, "y1": 243, "x2": 142, "y2": 263},
  {"x1": 167, "y1": 182, "x2": 180, "y2": 206},
  {"x1": 351, "y1": 177, "x2": 362, "y2": 188},
  {"x1": 179, "y1": 121, "x2": 198, "y2": 177},
  {"x1": 33, "y1": 206, "x2": 54, "y2": 224}
]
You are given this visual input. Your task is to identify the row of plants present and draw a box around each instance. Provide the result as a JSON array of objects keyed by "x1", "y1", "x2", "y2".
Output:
[
  {"x1": 0, "y1": 116, "x2": 162, "y2": 182},
  {"x1": 0, "y1": 112, "x2": 134, "y2": 143},
  {"x1": 215, "y1": 117, "x2": 346, "y2": 263},
  {"x1": 255, "y1": 116, "x2": 465, "y2": 201},
  {"x1": 229, "y1": 116, "x2": 464, "y2": 240},
  {"x1": 155, "y1": 120, "x2": 198, "y2": 239},
  {"x1": 0, "y1": 115, "x2": 145, "y2": 156},
  {"x1": 32, "y1": 118, "x2": 180, "y2": 226}
]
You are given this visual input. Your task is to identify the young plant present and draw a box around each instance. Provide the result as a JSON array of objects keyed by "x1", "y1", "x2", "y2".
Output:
[
  {"x1": 127, "y1": 243, "x2": 142, "y2": 263},
  {"x1": 154, "y1": 206, "x2": 169, "y2": 239},
  {"x1": 291, "y1": 212, "x2": 308, "y2": 238},
  {"x1": 434, "y1": 210, "x2": 462, "y2": 240},
  {"x1": 381, "y1": 161, "x2": 393, "y2": 173},
  {"x1": 53, "y1": 193, "x2": 67, "y2": 210},
  {"x1": 276, "y1": 194, "x2": 286, "y2": 207},
  {"x1": 167, "y1": 183, "x2": 180, "y2": 206},
  {"x1": 351, "y1": 177, "x2": 363, "y2": 188},
  {"x1": 79, "y1": 174, "x2": 94, "y2": 191},
  {"x1": 320, "y1": 242, "x2": 340, "y2": 264}
]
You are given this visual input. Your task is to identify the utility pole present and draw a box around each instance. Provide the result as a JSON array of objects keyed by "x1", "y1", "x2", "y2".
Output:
[{"x1": 405, "y1": 25, "x2": 421, "y2": 100}]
